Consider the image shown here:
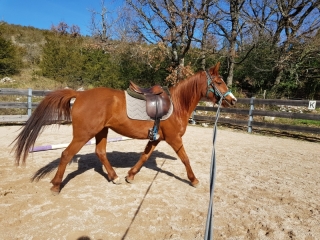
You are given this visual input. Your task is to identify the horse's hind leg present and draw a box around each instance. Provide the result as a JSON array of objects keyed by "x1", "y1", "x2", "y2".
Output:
[
  {"x1": 126, "y1": 140, "x2": 160, "y2": 183},
  {"x1": 95, "y1": 128, "x2": 119, "y2": 184},
  {"x1": 50, "y1": 138, "x2": 88, "y2": 194}
]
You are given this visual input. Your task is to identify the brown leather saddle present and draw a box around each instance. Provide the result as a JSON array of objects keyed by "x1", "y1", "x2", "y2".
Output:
[
  {"x1": 129, "y1": 81, "x2": 171, "y2": 119},
  {"x1": 129, "y1": 81, "x2": 171, "y2": 140}
]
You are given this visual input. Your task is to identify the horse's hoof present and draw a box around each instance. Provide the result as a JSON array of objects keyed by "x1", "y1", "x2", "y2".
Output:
[
  {"x1": 112, "y1": 177, "x2": 121, "y2": 185},
  {"x1": 191, "y1": 180, "x2": 200, "y2": 188},
  {"x1": 125, "y1": 176, "x2": 134, "y2": 184},
  {"x1": 50, "y1": 187, "x2": 60, "y2": 196}
]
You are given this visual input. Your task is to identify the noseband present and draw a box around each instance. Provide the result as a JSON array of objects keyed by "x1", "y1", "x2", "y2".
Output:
[{"x1": 205, "y1": 71, "x2": 231, "y2": 99}]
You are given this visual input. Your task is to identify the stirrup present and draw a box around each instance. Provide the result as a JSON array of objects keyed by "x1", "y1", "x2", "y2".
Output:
[
  {"x1": 148, "y1": 126, "x2": 159, "y2": 141},
  {"x1": 148, "y1": 118, "x2": 160, "y2": 141}
]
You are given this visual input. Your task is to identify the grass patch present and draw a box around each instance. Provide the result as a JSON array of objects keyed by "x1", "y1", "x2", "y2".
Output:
[
  {"x1": 0, "y1": 68, "x2": 68, "y2": 90},
  {"x1": 274, "y1": 118, "x2": 320, "y2": 127}
]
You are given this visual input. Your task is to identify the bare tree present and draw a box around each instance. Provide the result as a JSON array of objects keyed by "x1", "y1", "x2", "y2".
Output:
[
  {"x1": 208, "y1": 0, "x2": 247, "y2": 87},
  {"x1": 69, "y1": 25, "x2": 81, "y2": 37},
  {"x1": 241, "y1": 0, "x2": 278, "y2": 41},
  {"x1": 112, "y1": 6, "x2": 137, "y2": 42},
  {"x1": 51, "y1": 22, "x2": 69, "y2": 35},
  {"x1": 243, "y1": 0, "x2": 320, "y2": 86},
  {"x1": 51, "y1": 22, "x2": 81, "y2": 37},
  {"x1": 126, "y1": 0, "x2": 208, "y2": 81},
  {"x1": 89, "y1": 0, "x2": 113, "y2": 42},
  {"x1": 271, "y1": 0, "x2": 320, "y2": 85},
  {"x1": 191, "y1": 0, "x2": 219, "y2": 70}
]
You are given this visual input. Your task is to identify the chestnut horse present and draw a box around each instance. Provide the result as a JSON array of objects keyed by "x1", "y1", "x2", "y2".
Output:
[{"x1": 12, "y1": 62, "x2": 236, "y2": 194}]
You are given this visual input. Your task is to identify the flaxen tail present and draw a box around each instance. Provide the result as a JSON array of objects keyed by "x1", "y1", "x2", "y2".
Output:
[{"x1": 11, "y1": 89, "x2": 78, "y2": 165}]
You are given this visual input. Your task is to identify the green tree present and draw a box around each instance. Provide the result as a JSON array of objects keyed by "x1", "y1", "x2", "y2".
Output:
[
  {"x1": 233, "y1": 39, "x2": 277, "y2": 94},
  {"x1": 81, "y1": 47, "x2": 123, "y2": 89},
  {"x1": 116, "y1": 43, "x2": 170, "y2": 87},
  {"x1": 284, "y1": 35, "x2": 320, "y2": 99},
  {"x1": 0, "y1": 32, "x2": 22, "y2": 76},
  {"x1": 40, "y1": 34, "x2": 84, "y2": 85}
]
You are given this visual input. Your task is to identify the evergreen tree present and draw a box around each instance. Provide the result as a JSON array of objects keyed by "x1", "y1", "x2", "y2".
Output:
[
  {"x1": 40, "y1": 35, "x2": 84, "y2": 85},
  {"x1": 0, "y1": 33, "x2": 22, "y2": 76},
  {"x1": 81, "y1": 47, "x2": 122, "y2": 88}
]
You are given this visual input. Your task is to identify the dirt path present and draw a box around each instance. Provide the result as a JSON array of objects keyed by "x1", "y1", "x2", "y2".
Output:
[{"x1": 0, "y1": 125, "x2": 319, "y2": 240}]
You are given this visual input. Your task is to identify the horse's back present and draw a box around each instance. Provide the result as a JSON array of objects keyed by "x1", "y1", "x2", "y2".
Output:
[
  {"x1": 74, "y1": 87, "x2": 124, "y2": 105},
  {"x1": 71, "y1": 87, "x2": 126, "y2": 127}
]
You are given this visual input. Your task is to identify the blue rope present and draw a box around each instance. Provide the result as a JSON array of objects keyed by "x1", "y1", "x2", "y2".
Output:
[{"x1": 204, "y1": 97, "x2": 223, "y2": 240}]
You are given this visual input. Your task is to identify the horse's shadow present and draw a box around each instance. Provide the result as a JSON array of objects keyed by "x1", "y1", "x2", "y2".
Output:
[{"x1": 31, "y1": 150, "x2": 190, "y2": 189}]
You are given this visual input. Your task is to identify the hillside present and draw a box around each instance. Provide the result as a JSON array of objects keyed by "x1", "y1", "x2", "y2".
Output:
[
  {"x1": 0, "y1": 21, "x2": 171, "y2": 91},
  {"x1": 0, "y1": 22, "x2": 62, "y2": 89}
]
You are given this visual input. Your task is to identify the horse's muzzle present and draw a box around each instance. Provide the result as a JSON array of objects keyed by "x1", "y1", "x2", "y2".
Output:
[
  {"x1": 225, "y1": 93, "x2": 237, "y2": 106},
  {"x1": 230, "y1": 98, "x2": 237, "y2": 106}
]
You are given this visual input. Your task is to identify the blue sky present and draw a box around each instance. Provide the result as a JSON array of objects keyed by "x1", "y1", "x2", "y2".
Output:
[{"x1": 0, "y1": 0, "x2": 124, "y2": 35}]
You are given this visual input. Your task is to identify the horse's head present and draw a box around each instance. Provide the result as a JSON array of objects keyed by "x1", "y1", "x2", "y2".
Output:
[{"x1": 204, "y1": 62, "x2": 237, "y2": 107}]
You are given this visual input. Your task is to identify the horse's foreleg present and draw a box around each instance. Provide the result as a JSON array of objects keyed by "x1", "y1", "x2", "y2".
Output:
[
  {"x1": 126, "y1": 140, "x2": 160, "y2": 183},
  {"x1": 50, "y1": 139, "x2": 87, "y2": 195},
  {"x1": 167, "y1": 138, "x2": 199, "y2": 187},
  {"x1": 95, "y1": 128, "x2": 119, "y2": 184}
]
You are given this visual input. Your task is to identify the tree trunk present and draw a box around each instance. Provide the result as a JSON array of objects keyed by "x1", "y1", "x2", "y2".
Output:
[
  {"x1": 227, "y1": 57, "x2": 235, "y2": 87},
  {"x1": 178, "y1": 57, "x2": 185, "y2": 81},
  {"x1": 226, "y1": 0, "x2": 243, "y2": 87},
  {"x1": 200, "y1": 7, "x2": 209, "y2": 70},
  {"x1": 227, "y1": 25, "x2": 237, "y2": 87},
  {"x1": 274, "y1": 68, "x2": 283, "y2": 85}
]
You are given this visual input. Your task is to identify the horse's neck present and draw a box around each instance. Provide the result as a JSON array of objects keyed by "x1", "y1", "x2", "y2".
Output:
[
  {"x1": 171, "y1": 74, "x2": 205, "y2": 118},
  {"x1": 188, "y1": 93, "x2": 203, "y2": 116}
]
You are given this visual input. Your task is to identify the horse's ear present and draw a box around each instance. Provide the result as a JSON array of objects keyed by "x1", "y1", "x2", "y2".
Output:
[{"x1": 209, "y1": 62, "x2": 220, "y2": 76}]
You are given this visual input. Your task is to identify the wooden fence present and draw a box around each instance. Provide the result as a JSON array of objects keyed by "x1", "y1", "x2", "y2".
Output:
[
  {"x1": 1, "y1": 88, "x2": 320, "y2": 134},
  {"x1": 193, "y1": 98, "x2": 320, "y2": 134},
  {"x1": 0, "y1": 88, "x2": 51, "y2": 123}
]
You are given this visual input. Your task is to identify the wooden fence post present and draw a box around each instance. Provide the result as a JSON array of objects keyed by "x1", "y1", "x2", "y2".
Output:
[
  {"x1": 27, "y1": 88, "x2": 32, "y2": 117},
  {"x1": 189, "y1": 110, "x2": 196, "y2": 125},
  {"x1": 248, "y1": 97, "x2": 255, "y2": 133}
]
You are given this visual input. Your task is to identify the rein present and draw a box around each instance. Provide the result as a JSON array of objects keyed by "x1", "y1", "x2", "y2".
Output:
[
  {"x1": 203, "y1": 70, "x2": 230, "y2": 239},
  {"x1": 204, "y1": 96, "x2": 223, "y2": 240}
]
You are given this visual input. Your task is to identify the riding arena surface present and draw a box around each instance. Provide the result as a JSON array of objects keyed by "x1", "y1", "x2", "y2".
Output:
[{"x1": 0, "y1": 125, "x2": 319, "y2": 240}]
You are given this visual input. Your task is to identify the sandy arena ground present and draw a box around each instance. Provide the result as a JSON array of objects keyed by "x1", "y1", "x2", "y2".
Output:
[{"x1": 0, "y1": 124, "x2": 319, "y2": 240}]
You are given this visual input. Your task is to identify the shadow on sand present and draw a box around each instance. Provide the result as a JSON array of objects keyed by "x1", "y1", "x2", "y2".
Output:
[{"x1": 30, "y1": 150, "x2": 192, "y2": 189}]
